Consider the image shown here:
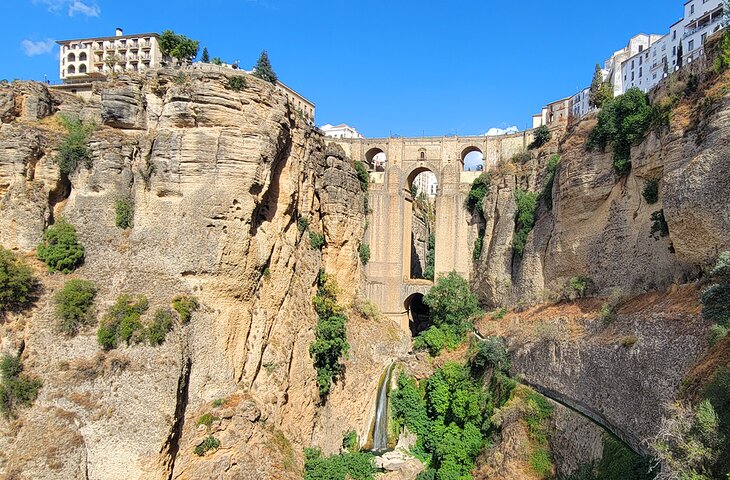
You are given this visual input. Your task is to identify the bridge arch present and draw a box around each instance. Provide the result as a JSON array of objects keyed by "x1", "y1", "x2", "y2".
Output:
[
  {"x1": 461, "y1": 146, "x2": 485, "y2": 172},
  {"x1": 403, "y1": 166, "x2": 438, "y2": 281},
  {"x1": 365, "y1": 147, "x2": 387, "y2": 172},
  {"x1": 404, "y1": 293, "x2": 431, "y2": 337}
]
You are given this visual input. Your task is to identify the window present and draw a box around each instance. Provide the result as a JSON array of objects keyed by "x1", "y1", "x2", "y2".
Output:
[
  {"x1": 639, "y1": 45, "x2": 644, "y2": 52},
  {"x1": 639, "y1": 67, "x2": 643, "y2": 77},
  {"x1": 631, "y1": 72, "x2": 635, "y2": 81},
  {"x1": 420, "y1": 151, "x2": 426, "y2": 160},
  {"x1": 689, "y1": 40, "x2": 695, "y2": 51},
  {"x1": 653, "y1": 73, "x2": 657, "y2": 79},
  {"x1": 79, "y1": 64, "x2": 87, "y2": 73},
  {"x1": 79, "y1": 52, "x2": 87, "y2": 61},
  {"x1": 632, "y1": 60, "x2": 635, "y2": 68},
  {"x1": 702, "y1": 33, "x2": 707, "y2": 45},
  {"x1": 673, "y1": 30, "x2": 677, "y2": 40},
  {"x1": 690, "y1": 4, "x2": 695, "y2": 15},
  {"x1": 640, "y1": 56, "x2": 643, "y2": 65},
  {"x1": 68, "y1": 52, "x2": 76, "y2": 62}
]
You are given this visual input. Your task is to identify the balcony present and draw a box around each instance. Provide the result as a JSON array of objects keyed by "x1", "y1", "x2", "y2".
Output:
[
  {"x1": 141, "y1": 41, "x2": 151, "y2": 49},
  {"x1": 684, "y1": 8, "x2": 724, "y2": 38}
]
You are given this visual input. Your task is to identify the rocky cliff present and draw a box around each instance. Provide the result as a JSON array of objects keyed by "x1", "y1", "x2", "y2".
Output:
[{"x1": 0, "y1": 71, "x2": 408, "y2": 479}]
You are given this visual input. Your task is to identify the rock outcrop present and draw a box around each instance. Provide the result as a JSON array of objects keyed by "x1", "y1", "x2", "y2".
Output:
[{"x1": 0, "y1": 72, "x2": 408, "y2": 479}]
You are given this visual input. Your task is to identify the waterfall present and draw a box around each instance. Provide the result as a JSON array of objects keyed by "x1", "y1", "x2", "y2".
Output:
[{"x1": 372, "y1": 362, "x2": 396, "y2": 451}]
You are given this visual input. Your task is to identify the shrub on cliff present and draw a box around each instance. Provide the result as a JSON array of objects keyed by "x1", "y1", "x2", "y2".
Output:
[
  {"x1": 228, "y1": 75, "x2": 246, "y2": 92},
  {"x1": 0, "y1": 354, "x2": 42, "y2": 418},
  {"x1": 702, "y1": 252, "x2": 730, "y2": 330},
  {"x1": 567, "y1": 276, "x2": 594, "y2": 300},
  {"x1": 55, "y1": 279, "x2": 97, "y2": 336},
  {"x1": 172, "y1": 294, "x2": 199, "y2": 324},
  {"x1": 542, "y1": 154, "x2": 561, "y2": 210},
  {"x1": 586, "y1": 88, "x2": 652, "y2": 176},
  {"x1": 642, "y1": 178, "x2": 660, "y2": 204},
  {"x1": 513, "y1": 189, "x2": 539, "y2": 256},
  {"x1": 36, "y1": 218, "x2": 85, "y2": 273},
  {"x1": 56, "y1": 115, "x2": 94, "y2": 175},
  {"x1": 97, "y1": 294, "x2": 149, "y2": 350},
  {"x1": 115, "y1": 198, "x2": 133, "y2": 229},
  {"x1": 358, "y1": 244, "x2": 370, "y2": 265},
  {"x1": 0, "y1": 247, "x2": 36, "y2": 313},
  {"x1": 529, "y1": 125, "x2": 551, "y2": 150},
  {"x1": 309, "y1": 272, "x2": 349, "y2": 399},
  {"x1": 147, "y1": 308, "x2": 174, "y2": 346},
  {"x1": 309, "y1": 232, "x2": 325, "y2": 250},
  {"x1": 354, "y1": 161, "x2": 370, "y2": 192}
]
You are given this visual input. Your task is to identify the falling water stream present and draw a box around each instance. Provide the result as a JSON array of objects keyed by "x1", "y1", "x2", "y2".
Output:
[{"x1": 372, "y1": 362, "x2": 396, "y2": 451}]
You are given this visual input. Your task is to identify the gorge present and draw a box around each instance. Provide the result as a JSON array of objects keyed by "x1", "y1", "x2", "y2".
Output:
[{"x1": 0, "y1": 37, "x2": 728, "y2": 480}]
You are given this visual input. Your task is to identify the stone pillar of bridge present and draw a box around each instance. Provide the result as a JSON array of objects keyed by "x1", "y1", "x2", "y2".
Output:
[{"x1": 433, "y1": 162, "x2": 471, "y2": 280}]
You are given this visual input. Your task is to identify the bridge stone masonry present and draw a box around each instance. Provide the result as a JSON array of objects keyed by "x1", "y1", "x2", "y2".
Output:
[{"x1": 333, "y1": 132, "x2": 535, "y2": 333}]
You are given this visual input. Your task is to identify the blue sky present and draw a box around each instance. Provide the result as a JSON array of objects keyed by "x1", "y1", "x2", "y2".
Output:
[{"x1": 6, "y1": 0, "x2": 681, "y2": 137}]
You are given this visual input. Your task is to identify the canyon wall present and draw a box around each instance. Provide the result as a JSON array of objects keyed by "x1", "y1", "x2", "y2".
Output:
[{"x1": 0, "y1": 72, "x2": 408, "y2": 479}]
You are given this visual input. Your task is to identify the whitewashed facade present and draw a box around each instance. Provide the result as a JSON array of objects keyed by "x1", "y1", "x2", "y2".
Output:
[{"x1": 320, "y1": 124, "x2": 364, "y2": 139}]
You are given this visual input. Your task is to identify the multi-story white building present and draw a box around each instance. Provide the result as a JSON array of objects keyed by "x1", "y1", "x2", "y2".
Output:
[
  {"x1": 682, "y1": 0, "x2": 725, "y2": 63},
  {"x1": 603, "y1": 34, "x2": 664, "y2": 96},
  {"x1": 57, "y1": 29, "x2": 163, "y2": 81},
  {"x1": 620, "y1": 0, "x2": 725, "y2": 94},
  {"x1": 569, "y1": 87, "x2": 592, "y2": 121},
  {"x1": 320, "y1": 123, "x2": 364, "y2": 139}
]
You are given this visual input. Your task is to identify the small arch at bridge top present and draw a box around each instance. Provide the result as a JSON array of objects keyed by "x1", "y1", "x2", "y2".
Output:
[
  {"x1": 462, "y1": 146, "x2": 485, "y2": 172},
  {"x1": 365, "y1": 147, "x2": 387, "y2": 172},
  {"x1": 404, "y1": 293, "x2": 431, "y2": 337}
]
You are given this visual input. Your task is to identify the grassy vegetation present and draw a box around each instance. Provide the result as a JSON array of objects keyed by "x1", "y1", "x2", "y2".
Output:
[
  {"x1": 196, "y1": 412, "x2": 220, "y2": 429},
  {"x1": 342, "y1": 430, "x2": 359, "y2": 452},
  {"x1": 56, "y1": 115, "x2": 94, "y2": 175},
  {"x1": 55, "y1": 279, "x2": 97, "y2": 336},
  {"x1": 115, "y1": 198, "x2": 134, "y2": 229},
  {"x1": 0, "y1": 355, "x2": 42, "y2": 418},
  {"x1": 36, "y1": 218, "x2": 85, "y2": 273},
  {"x1": 172, "y1": 294, "x2": 199, "y2": 324},
  {"x1": 0, "y1": 247, "x2": 36, "y2": 313},
  {"x1": 194, "y1": 435, "x2": 220, "y2": 456},
  {"x1": 513, "y1": 189, "x2": 539, "y2": 256},
  {"x1": 586, "y1": 88, "x2": 652, "y2": 176},
  {"x1": 424, "y1": 233, "x2": 435, "y2": 281},
  {"x1": 413, "y1": 272, "x2": 481, "y2": 356},
  {"x1": 354, "y1": 161, "x2": 370, "y2": 192},
  {"x1": 303, "y1": 447, "x2": 375, "y2": 480},
  {"x1": 309, "y1": 271, "x2": 349, "y2": 399}
]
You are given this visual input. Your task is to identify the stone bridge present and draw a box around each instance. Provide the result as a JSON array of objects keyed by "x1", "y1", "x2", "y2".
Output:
[{"x1": 334, "y1": 133, "x2": 534, "y2": 333}]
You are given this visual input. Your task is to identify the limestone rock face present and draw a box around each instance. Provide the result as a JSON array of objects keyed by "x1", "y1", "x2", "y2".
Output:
[
  {"x1": 472, "y1": 83, "x2": 730, "y2": 307},
  {"x1": 0, "y1": 72, "x2": 408, "y2": 479}
]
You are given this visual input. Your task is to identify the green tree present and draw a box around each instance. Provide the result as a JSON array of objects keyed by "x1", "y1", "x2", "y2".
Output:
[
  {"x1": 529, "y1": 125, "x2": 551, "y2": 149},
  {"x1": 0, "y1": 354, "x2": 42, "y2": 418},
  {"x1": 0, "y1": 247, "x2": 36, "y2": 313},
  {"x1": 201, "y1": 47, "x2": 210, "y2": 63},
  {"x1": 253, "y1": 50, "x2": 278, "y2": 84},
  {"x1": 36, "y1": 218, "x2": 85, "y2": 273},
  {"x1": 589, "y1": 64, "x2": 613, "y2": 109},
  {"x1": 55, "y1": 279, "x2": 97, "y2": 336},
  {"x1": 586, "y1": 88, "x2": 652, "y2": 176},
  {"x1": 159, "y1": 30, "x2": 200, "y2": 64}
]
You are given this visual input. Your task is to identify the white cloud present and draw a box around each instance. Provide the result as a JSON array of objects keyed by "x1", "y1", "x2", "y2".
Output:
[
  {"x1": 21, "y1": 39, "x2": 55, "y2": 57},
  {"x1": 485, "y1": 126, "x2": 519, "y2": 136},
  {"x1": 32, "y1": 0, "x2": 100, "y2": 17},
  {"x1": 68, "y1": 0, "x2": 100, "y2": 16}
]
